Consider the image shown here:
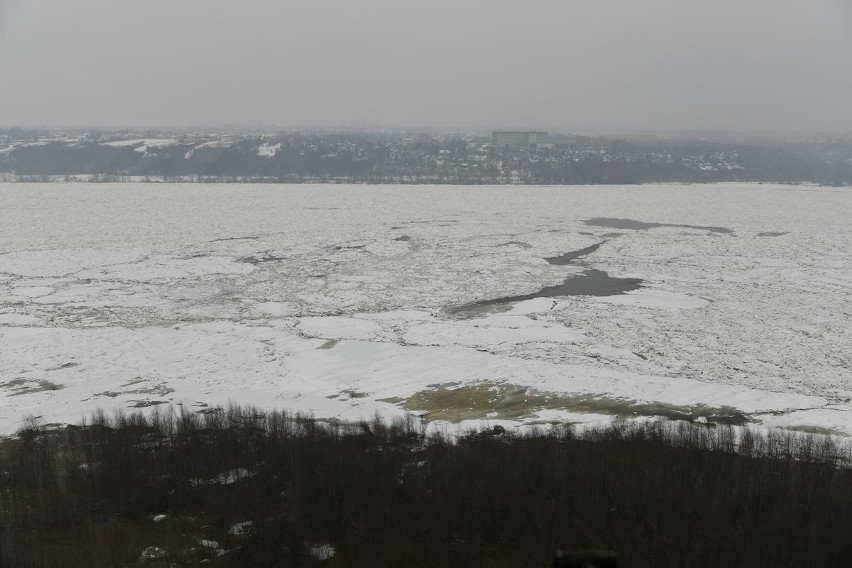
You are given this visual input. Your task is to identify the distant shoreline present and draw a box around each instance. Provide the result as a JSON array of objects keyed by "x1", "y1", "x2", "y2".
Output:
[
  {"x1": 1, "y1": 175, "x2": 849, "y2": 188},
  {"x1": 3, "y1": 130, "x2": 851, "y2": 186}
]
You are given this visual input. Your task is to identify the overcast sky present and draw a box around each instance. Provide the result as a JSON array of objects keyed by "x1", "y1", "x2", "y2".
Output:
[{"x1": 1, "y1": 0, "x2": 851, "y2": 133}]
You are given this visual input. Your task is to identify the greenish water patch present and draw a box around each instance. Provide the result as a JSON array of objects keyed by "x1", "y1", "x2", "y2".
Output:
[
  {"x1": 785, "y1": 425, "x2": 843, "y2": 436},
  {"x1": 401, "y1": 382, "x2": 749, "y2": 425},
  {"x1": 426, "y1": 381, "x2": 461, "y2": 388},
  {"x1": 585, "y1": 218, "x2": 734, "y2": 235},
  {"x1": 376, "y1": 396, "x2": 405, "y2": 404}
]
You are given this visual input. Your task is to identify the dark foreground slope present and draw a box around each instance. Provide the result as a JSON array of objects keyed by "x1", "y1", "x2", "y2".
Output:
[{"x1": 1, "y1": 407, "x2": 851, "y2": 568}]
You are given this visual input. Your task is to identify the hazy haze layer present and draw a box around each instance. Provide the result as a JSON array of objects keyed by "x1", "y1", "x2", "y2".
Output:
[{"x1": 1, "y1": 0, "x2": 851, "y2": 132}]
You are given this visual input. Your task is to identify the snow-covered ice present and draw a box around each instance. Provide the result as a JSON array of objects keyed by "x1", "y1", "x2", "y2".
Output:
[{"x1": 0, "y1": 183, "x2": 850, "y2": 435}]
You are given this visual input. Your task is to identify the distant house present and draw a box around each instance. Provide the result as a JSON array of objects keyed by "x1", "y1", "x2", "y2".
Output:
[{"x1": 491, "y1": 131, "x2": 548, "y2": 149}]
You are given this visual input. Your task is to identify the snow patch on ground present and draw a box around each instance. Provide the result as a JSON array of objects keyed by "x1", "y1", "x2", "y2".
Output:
[
  {"x1": 309, "y1": 544, "x2": 336, "y2": 561},
  {"x1": 257, "y1": 142, "x2": 281, "y2": 158},
  {"x1": 229, "y1": 521, "x2": 253, "y2": 536},
  {"x1": 101, "y1": 139, "x2": 176, "y2": 149}
]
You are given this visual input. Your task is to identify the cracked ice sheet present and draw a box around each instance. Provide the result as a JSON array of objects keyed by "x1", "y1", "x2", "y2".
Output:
[
  {"x1": 1, "y1": 183, "x2": 851, "y2": 434},
  {"x1": 0, "y1": 249, "x2": 148, "y2": 278},
  {"x1": 0, "y1": 320, "x2": 827, "y2": 434},
  {"x1": 592, "y1": 289, "x2": 710, "y2": 310}
]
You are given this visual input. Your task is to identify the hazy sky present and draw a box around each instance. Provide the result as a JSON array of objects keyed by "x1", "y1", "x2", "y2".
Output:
[{"x1": 1, "y1": 0, "x2": 851, "y2": 133}]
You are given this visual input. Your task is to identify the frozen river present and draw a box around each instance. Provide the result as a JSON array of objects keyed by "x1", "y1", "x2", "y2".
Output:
[{"x1": 1, "y1": 183, "x2": 850, "y2": 434}]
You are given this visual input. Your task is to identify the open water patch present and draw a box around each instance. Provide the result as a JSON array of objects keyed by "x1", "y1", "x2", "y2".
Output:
[
  {"x1": 585, "y1": 218, "x2": 734, "y2": 234},
  {"x1": 545, "y1": 242, "x2": 604, "y2": 265},
  {"x1": 449, "y1": 269, "x2": 643, "y2": 316}
]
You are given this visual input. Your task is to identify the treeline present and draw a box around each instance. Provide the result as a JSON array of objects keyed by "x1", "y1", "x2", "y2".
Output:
[
  {"x1": 2, "y1": 406, "x2": 852, "y2": 567},
  {"x1": 2, "y1": 131, "x2": 852, "y2": 185}
]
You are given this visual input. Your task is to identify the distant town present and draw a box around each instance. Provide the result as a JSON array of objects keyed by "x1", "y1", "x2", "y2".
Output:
[{"x1": 1, "y1": 128, "x2": 851, "y2": 185}]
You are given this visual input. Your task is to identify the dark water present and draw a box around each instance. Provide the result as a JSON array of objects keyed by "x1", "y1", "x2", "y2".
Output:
[
  {"x1": 585, "y1": 218, "x2": 734, "y2": 234},
  {"x1": 450, "y1": 269, "x2": 643, "y2": 315},
  {"x1": 545, "y1": 242, "x2": 603, "y2": 265},
  {"x1": 529, "y1": 269, "x2": 642, "y2": 298}
]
